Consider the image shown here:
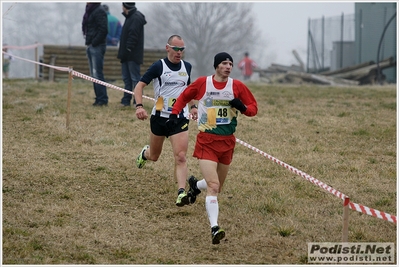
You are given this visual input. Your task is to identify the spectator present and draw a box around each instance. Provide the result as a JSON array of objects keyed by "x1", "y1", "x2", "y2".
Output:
[
  {"x1": 118, "y1": 2, "x2": 146, "y2": 107},
  {"x1": 134, "y1": 35, "x2": 196, "y2": 207},
  {"x1": 82, "y1": 3, "x2": 108, "y2": 106},
  {"x1": 238, "y1": 52, "x2": 258, "y2": 81},
  {"x1": 2, "y1": 45, "x2": 13, "y2": 79},
  {"x1": 166, "y1": 52, "x2": 258, "y2": 244},
  {"x1": 103, "y1": 5, "x2": 122, "y2": 46}
]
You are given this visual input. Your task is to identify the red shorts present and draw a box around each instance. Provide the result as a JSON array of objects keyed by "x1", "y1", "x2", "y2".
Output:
[{"x1": 193, "y1": 132, "x2": 236, "y2": 165}]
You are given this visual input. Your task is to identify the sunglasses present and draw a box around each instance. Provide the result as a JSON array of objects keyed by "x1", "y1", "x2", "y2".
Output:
[{"x1": 167, "y1": 44, "x2": 185, "y2": 52}]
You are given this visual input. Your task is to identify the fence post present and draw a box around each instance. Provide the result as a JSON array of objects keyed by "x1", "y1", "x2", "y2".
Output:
[
  {"x1": 342, "y1": 196, "x2": 350, "y2": 242},
  {"x1": 35, "y1": 41, "x2": 38, "y2": 80},
  {"x1": 66, "y1": 67, "x2": 73, "y2": 128},
  {"x1": 49, "y1": 55, "x2": 57, "y2": 82}
]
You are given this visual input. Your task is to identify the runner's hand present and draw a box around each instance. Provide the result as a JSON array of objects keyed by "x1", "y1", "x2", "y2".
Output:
[
  {"x1": 229, "y1": 98, "x2": 247, "y2": 112},
  {"x1": 166, "y1": 114, "x2": 178, "y2": 132},
  {"x1": 136, "y1": 107, "x2": 148, "y2": 120}
]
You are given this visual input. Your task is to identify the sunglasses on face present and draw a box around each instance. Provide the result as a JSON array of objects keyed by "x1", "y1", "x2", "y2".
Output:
[{"x1": 167, "y1": 44, "x2": 185, "y2": 52}]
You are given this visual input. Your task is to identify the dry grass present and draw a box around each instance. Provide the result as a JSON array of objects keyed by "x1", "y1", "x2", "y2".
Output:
[{"x1": 2, "y1": 78, "x2": 396, "y2": 264}]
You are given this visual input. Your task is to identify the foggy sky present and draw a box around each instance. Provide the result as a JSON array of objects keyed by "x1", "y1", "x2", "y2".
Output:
[
  {"x1": 2, "y1": 1, "x2": 355, "y2": 78},
  {"x1": 104, "y1": 1, "x2": 355, "y2": 68}
]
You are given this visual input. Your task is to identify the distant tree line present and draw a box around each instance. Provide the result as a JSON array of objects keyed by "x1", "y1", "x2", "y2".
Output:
[{"x1": 2, "y1": 2, "x2": 264, "y2": 79}]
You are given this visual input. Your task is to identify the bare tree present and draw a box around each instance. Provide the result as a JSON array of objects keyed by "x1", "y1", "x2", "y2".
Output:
[
  {"x1": 2, "y1": 2, "x2": 265, "y2": 79},
  {"x1": 2, "y1": 2, "x2": 85, "y2": 77},
  {"x1": 144, "y1": 2, "x2": 263, "y2": 78}
]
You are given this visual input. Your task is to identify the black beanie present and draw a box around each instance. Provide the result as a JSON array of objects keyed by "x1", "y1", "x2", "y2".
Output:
[
  {"x1": 213, "y1": 52, "x2": 233, "y2": 69},
  {"x1": 123, "y1": 3, "x2": 136, "y2": 9}
]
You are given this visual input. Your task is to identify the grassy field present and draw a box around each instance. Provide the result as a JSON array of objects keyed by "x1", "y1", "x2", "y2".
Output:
[{"x1": 2, "y1": 78, "x2": 397, "y2": 264}]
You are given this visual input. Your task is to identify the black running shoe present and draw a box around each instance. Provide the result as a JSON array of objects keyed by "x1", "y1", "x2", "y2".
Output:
[
  {"x1": 211, "y1": 225, "x2": 225, "y2": 244},
  {"x1": 187, "y1": 175, "x2": 201, "y2": 204}
]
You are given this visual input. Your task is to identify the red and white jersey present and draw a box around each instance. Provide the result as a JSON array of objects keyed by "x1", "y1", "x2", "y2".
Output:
[
  {"x1": 196, "y1": 76, "x2": 235, "y2": 132},
  {"x1": 171, "y1": 75, "x2": 258, "y2": 135}
]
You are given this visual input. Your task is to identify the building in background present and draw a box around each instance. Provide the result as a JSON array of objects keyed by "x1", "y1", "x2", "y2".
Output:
[
  {"x1": 307, "y1": 12, "x2": 355, "y2": 73},
  {"x1": 307, "y1": 2, "x2": 396, "y2": 83},
  {"x1": 330, "y1": 40, "x2": 356, "y2": 71},
  {"x1": 355, "y1": 2, "x2": 396, "y2": 83}
]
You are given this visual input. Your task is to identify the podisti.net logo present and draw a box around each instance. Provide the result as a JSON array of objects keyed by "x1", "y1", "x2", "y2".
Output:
[{"x1": 307, "y1": 242, "x2": 395, "y2": 264}]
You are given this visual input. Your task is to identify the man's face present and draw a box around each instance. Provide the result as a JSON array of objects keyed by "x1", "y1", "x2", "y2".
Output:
[
  {"x1": 166, "y1": 38, "x2": 185, "y2": 64},
  {"x1": 216, "y1": 60, "x2": 233, "y2": 78}
]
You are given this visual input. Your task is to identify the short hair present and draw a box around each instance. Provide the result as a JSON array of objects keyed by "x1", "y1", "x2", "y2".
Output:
[
  {"x1": 244, "y1": 52, "x2": 249, "y2": 57},
  {"x1": 167, "y1": 35, "x2": 182, "y2": 44}
]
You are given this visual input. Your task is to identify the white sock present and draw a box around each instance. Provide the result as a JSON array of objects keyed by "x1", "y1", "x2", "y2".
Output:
[
  {"x1": 197, "y1": 179, "x2": 207, "y2": 191},
  {"x1": 206, "y1": 196, "x2": 219, "y2": 228}
]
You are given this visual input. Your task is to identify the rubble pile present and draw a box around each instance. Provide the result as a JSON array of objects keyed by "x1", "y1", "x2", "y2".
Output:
[{"x1": 255, "y1": 56, "x2": 396, "y2": 86}]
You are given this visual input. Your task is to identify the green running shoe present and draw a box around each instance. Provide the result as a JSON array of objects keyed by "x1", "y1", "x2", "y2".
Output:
[
  {"x1": 211, "y1": 226, "x2": 225, "y2": 244},
  {"x1": 176, "y1": 191, "x2": 189, "y2": 207},
  {"x1": 136, "y1": 145, "x2": 149, "y2": 168}
]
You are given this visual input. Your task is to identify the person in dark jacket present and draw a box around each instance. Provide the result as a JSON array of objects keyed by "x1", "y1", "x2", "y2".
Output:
[
  {"x1": 82, "y1": 2, "x2": 109, "y2": 106},
  {"x1": 117, "y1": 2, "x2": 147, "y2": 107}
]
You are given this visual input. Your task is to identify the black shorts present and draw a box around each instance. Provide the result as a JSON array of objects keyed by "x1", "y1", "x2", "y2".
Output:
[{"x1": 150, "y1": 114, "x2": 189, "y2": 138}]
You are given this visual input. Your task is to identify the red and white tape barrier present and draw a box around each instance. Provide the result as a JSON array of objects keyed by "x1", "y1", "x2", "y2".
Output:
[
  {"x1": 71, "y1": 70, "x2": 154, "y2": 102},
  {"x1": 3, "y1": 51, "x2": 69, "y2": 72},
  {"x1": 3, "y1": 43, "x2": 42, "y2": 50},
  {"x1": 236, "y1": 138, "x2": 348, "y2": 200},
  {"x1": 349, "y1": 202, "x2": 396, "y2": 224},
  {"x1": 5, "y1": 49, "x2": 396, "y2": 224},
  {"x1": 236, "y1": 138, "x2": 397, "y2": 224}
]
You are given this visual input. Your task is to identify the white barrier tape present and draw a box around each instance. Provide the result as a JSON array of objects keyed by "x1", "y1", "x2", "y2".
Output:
[
  {"x1": 2, "y1": 51, "x2": 69, "y2": 72},
  {"x1": 71, "y1": 70, "x2": 154, "y2": 102},
  {"x1": 3, "y1": 43, "x2": 42, "y2": 50},
  {"x1": 236, "y1": 138, "x2": 397, "y2": 224},
  {"x1": 7, "y1": 53, "x2": 396, "y2": 224},
  {"x1": 1, "y1": 50, "x2": 154, "y2": 102}
]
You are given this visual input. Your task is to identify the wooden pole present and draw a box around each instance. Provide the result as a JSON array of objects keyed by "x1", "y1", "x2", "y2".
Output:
[
  {"x1": 35, "y1": 42, "x2": 38, "y2": 80},
  {"x1": 342, "y1": 196, "x2": 350, "y2": 242},
  {"x1": 49, "y1": 55, "x2": 57, "y2": 82},
  {"x1": 66, "y1": 67, "x2": 73, "y2": 128}
]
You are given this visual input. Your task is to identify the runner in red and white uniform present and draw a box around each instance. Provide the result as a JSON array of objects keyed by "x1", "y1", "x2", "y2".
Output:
[{"x1": 167, "y1": 52, "x2": 258, "y2": 244}]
